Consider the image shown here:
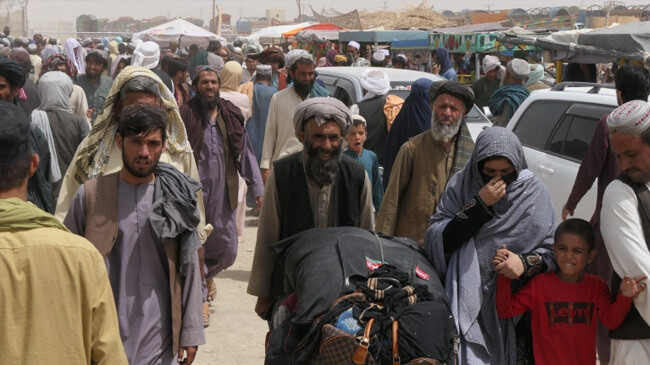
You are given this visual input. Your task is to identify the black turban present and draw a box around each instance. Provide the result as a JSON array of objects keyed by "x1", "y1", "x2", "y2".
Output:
[
  {"x1": 0, "y1": 56, "x2": 26, "y2": 88},
  {"x1": 433, "y1": 81, "x2": 475, "y2": 113},
  {"x1": 428, "y1": 80, "x2": 449, "y2": 104}
]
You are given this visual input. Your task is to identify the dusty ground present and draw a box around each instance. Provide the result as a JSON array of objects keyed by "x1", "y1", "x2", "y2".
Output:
[{"x1": 194, "y1": 216, "x2": 267, "y2": 365}]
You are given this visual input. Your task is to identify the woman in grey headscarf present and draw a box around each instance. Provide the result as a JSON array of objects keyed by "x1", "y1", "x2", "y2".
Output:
[
  {"x1": 425, "y1": 127, "x2": 556, "y2": 365},
  {"x1": 31, "y1": 71, "x2": 90, "y2": 200}
]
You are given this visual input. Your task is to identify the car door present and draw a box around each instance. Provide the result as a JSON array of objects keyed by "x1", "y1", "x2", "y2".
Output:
[
  {"x1": 512, "y1": 100, "x2": 571, "y2": 201},
  {"x1": 538, "y1": 103, "x2": 614, "y2": 220}
]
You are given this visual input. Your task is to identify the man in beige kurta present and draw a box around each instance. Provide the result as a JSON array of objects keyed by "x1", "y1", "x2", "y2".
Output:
[{"x1": 376, "y1": 81, "x2": 476, "y2": 246}]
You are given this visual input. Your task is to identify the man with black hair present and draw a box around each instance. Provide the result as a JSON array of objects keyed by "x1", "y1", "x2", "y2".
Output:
[
  {"x1": 259, "y1": 50, "x2": 329, "y2": 181},
  {"x1": 166, "y1": 57, "x2": 190, "y2": 107},
  {"x1": 0, "y1": 57, "x2": 53, "y2": 213},
  {"x1": 0, "y1": 100, "x2": 127, "y2": 364},
  {"x1": 180, "y1": 65, "x2": 264, "y2": 325},
  {"x1": 10, "y1": 50, "x2": 40, "y2": 115},
  {"x1": 562, "y1": 63, "x2": 650, "y2": 364},
  {"x1": 76, "y1": 50, "x2": 113, "y2": 122},
  {"x1": 64, "y1": 104, "x2": 205, "y2": 365}
]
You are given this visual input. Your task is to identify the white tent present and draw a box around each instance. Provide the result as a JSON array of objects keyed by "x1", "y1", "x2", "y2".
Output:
[
  {"x1": 132, "y1": 19, "x2": 226, "y2": 49},
  {"x1": 246, "y1": 22, "x2": 315, "y2": 42}
]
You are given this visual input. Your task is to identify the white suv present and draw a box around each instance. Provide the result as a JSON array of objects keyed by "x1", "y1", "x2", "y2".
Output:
[{"x1": 505, "y1": 82, "x2": 618, "y2": 221}]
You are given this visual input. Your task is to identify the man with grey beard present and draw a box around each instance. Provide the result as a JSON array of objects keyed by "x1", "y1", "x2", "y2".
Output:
[
  {"x1": 247, "y1": 97, "x2": 374, "y2": 327},
  {"x1": 377, "y1": 81, "x2": 475, "y2": 246}
]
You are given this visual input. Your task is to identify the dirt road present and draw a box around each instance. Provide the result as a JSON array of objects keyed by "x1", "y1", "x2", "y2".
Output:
[{"x1": 194, "y1": 218, "x2": 267, "y2": 364}]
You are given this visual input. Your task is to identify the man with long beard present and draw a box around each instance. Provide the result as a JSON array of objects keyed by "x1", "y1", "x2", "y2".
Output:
[
  {"x1": 180, "y1": 65, "x2": 264, "y2": 325},
  {"x1": 247, "y1": 97, "x2": 374, "y2": 327},
  {"x1": 376, "y1": 81, "x2": 475, "y2": 246},
  {"x1": 259, "y1": 50, "x2": 329, "y2": 182}
]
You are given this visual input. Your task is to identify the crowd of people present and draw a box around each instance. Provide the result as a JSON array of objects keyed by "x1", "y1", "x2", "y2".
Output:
[{"x1": 1, "y1": 29, "x2": 650, "y2": 365}]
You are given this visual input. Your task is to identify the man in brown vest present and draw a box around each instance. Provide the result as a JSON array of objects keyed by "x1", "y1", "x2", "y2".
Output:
[
  {"x1": 64, "y1": 104, "x2": 205, "y2": 364},
  {"x1": 602, "y1": 100, "x2": 650, "y2": 363}
]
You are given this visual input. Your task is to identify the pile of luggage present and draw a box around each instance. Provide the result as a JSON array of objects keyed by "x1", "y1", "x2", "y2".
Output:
[{"x1": 265, "y1": 227, "x2": 458, "y2": 365}]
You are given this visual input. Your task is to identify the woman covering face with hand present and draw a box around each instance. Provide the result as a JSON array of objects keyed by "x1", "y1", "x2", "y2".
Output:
[{"x1": 425, "y1": 127, "x2": 556, "y2": 365}]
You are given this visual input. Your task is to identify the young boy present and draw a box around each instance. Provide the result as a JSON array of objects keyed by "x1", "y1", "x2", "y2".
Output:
[
  {"x1": 495, "y1": 218, "x2": 647, "y2": 365},
  {"x1": 344, "y1": 115, "x2": 383, "y2": 212}
]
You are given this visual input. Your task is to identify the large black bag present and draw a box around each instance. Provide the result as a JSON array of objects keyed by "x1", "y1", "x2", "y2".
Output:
[
  {"x1": 267, "y1": 227, "x2": 457, "y2": 364},
  {"x1": 270, "y1": 227, "x2": 449, "y2": 326}
]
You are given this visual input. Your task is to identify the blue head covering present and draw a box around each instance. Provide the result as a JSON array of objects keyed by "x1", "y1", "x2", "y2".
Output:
[
  {"x1": 101, "y1": 37, "x2": 109, "y2": 48},
  {"x1": 435, "y1": 47, "x2": 452, "y2": 73},
  {"x1": 382, "y1": 78, "x2": 434, "y2": 188},
  {"x1": 114, "y1": 36, "x2": 123, "y2": 44}
]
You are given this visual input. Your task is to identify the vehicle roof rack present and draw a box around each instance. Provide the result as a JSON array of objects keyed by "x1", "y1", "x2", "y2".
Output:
[{"x1": 550, "y1": 81, "x2": 616, "y2": 94}]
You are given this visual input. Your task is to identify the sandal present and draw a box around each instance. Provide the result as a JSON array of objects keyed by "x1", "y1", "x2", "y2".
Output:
[
  {"x1": 203, "y1": 302, "x2": 210, "y2": 327},
  {"x1": 207, "y1": 278, "x2": 217, "y2": 302}
]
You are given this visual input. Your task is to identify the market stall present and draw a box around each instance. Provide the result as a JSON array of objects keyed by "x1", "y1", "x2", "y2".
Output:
[{"x1": 132, "y1": 18, "x2": 226, "y2": 49}]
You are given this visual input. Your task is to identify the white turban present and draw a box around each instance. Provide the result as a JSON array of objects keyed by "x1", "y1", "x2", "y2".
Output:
[
  {"x1": 482, "y1": 55, "x2": 500, "y2": 73},
  {"x1": 285, "y1": 49, "x2": 313, "y2": 69},
  {"x1": 293, "y1": 97, "x2": 352, "y2": 135},
  {"x1": 607, "y1": 100, "x2": 650, "y2": 136},
  {"x1": 348, "y1": 41, "x2": 360, "y2": 50},
  {"x1": 379, "y1": 49, "x2": 389, "y2": 56},
  {"x1": 131, "y1": 41, "x2": 160, "y2": 69},
  {"x1": 360, "y1": 68, "x2": 390, "y2": 100}
]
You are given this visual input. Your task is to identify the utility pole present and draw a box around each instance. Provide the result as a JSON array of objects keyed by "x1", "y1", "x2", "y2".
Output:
[
  {"x1": 383, "y1": 0, "x2": 388, "y2": 10},
  {"x1": 485, "y1": 4, "x2": 494, "y2": 11},
  {"x1": 296, "y1": 0, "x2": 302, "y2": 22},
  {"x1": 212, "y1": 0, "x2": 216, "y2": 33}
]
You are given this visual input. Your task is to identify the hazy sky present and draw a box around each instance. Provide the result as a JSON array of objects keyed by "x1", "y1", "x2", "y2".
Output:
[{"x1": 27, "y1": 0, "x2": 650, "y2": 30}]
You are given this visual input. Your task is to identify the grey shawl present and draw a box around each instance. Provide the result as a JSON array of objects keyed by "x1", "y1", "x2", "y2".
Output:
[
  {"x1": 425, "y1": 127, "x2": 556, "y2": 365},
  {"x1": 30, "y1": 71, "x2": 74, "y2": 183},
  {"x1": 149, "y1": 162, "x2": 202, "y2": 276}
]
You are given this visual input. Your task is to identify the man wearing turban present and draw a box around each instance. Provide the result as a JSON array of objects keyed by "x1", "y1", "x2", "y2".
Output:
[
  {"x1": 351, "y1": 68, "x2": 403, "y2": 164},
  {"x1": 472, "y1": 55, "x2": 502, "y2": 109},
  {"x1": 601, "y1": 99, "x2": 650, "y2": 363},
  {"x1": 377, "y1": 81, "x2": 476, "y2": 246},
  {"x1": 247, "y1": 97, "x2": 375, "y2": 327}
]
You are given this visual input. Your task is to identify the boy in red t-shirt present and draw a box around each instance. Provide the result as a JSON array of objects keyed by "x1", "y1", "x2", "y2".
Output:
[{"x1": 495, "y1": 218, "x2": 647, "y2": 365}]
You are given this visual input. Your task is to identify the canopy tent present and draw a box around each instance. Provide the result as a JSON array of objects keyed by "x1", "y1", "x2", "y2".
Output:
[
  {"x1": 282, "y1": 23, "x2": 342, "y2": 38},
  {"x1": 339, "y1": 30, "x2": 429, "y2": 47},
  {"x1": 391, "y1": 32, "x2": 429, "y2": 51},
  {"x1": 132, "y1": 18, "x2": 225, "y2": 49},
  {"x1": 247, "y1": 22, "x2": 315, "y2": 42},
  {"x1": 497, "y1": 22, "x2": 650, "y2": 64},
  {"x1": 430, "y1": 31, "x2": 540, "y2": 53},
  {"x1": 295, "y1": 29, "x2": 341, "y2": 43}
]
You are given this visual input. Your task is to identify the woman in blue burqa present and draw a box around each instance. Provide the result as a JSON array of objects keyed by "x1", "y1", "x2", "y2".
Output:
[{"x1": 425, "y1": 127, "x2": 556, "y2": 364}]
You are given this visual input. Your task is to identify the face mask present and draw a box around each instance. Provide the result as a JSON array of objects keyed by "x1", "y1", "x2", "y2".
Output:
[{"x1": 480, "y1": 170, "x2": 518, "y2": 186}]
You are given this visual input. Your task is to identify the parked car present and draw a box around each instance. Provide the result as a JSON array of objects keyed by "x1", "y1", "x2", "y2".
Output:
[
  {"x1": 316, "y1": 67, "x2": 491, "y2": 140},
  {"x1": 505, "y1": 82, "x2": 618, "y2": 221}
]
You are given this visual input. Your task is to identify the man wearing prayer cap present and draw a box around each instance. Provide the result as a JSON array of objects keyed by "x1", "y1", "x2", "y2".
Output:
[
  {"x1": 561, "y1": 64, "x2": 650, "y2": 364},
  {"x1": 350, "y1": 68, "x2": 403, "y2": 164},
  {"x1": 346, "y1": 41, "x2": 360, "y2": 64},
  {"x1": 258, "y1": 48, "x2": 329, "y2": 182},
  {"x1": 601, "y1": 99, "x2": 650, "y2": 363},
  {"x1": 248, "y1": 97, "x2": 375, "y2": 326},
  {"x1": 377, "y1": 81, "x2": 475, "y2": 245},
  {"x1": 472, "y1": 55, "x2": 502, "y2": 109},
  {"x1": 370, "y1": 51, "x2": 386, "y2": 67},
  {"x1": 75, "y1": 50, "x2": 113, "y2": 122},
  {"x1": 245, "y1": 64, "x2": 276, "y2": 164},
  {"x1": 0, "y1": 57, "x2": 54, "y2": 213},
  {"x1": 488, "y1": 58, "x2": 530, "y2": 127}
]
